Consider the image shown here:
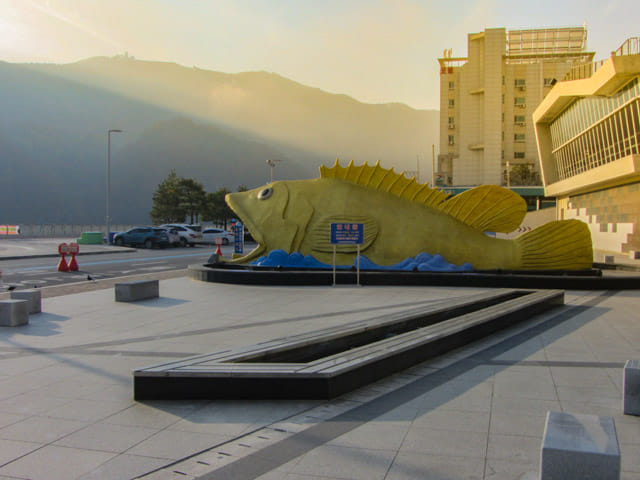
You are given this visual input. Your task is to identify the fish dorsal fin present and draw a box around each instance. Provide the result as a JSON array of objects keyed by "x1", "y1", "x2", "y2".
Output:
[
  {"x1": 320, "y1": 160, "x2": 450, "y2": 208},
  {"x1": 320, "y1": 160, "x2": 526, "y2": 233},
  {"x1": 438, "y1": 185, "x2": 527, "y2": 233}
]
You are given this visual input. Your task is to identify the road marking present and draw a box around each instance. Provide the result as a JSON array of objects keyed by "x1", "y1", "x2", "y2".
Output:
[{"x1": 14, "y1": 252, "x2": 210, "y2": 272}]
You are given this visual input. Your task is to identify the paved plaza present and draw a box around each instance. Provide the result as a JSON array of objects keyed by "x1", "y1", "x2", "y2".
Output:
[{"x1": 0, "y1": 241, "x2": 639, "y2": 479}]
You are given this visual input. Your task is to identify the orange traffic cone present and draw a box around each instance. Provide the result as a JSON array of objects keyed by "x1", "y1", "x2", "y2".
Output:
[{"x1": 58, "y1": 254, "x2": 69, "y2": 272}]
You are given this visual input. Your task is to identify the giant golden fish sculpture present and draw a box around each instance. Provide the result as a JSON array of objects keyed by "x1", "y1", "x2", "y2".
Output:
[{"x1": 223, "y1": 161, "x2": 592, "y2": 270}]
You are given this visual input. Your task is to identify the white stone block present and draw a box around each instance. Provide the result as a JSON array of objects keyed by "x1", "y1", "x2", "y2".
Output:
[
  {"x1": 623, "y1": 359, "x2": 640, "y2": 416},
  {"x1": 10, "y1": 289, "x2": 41, "y2": 314},
  {"x1": 115, "y1": 280, "x2": 159, "y2": 302},
  {"x1": 540, "y1": 411, "x2": 620, "y2": 480},
  {"x1": 0, "y1": 299, "x2": 29, "y2": 326}
]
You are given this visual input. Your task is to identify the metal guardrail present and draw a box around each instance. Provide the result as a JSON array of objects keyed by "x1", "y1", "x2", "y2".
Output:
[{"x1": 562, "y1": 37, "x2": 640, "y2": 82}]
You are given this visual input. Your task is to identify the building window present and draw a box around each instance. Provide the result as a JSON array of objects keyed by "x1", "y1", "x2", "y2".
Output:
[
  {"x1": 515, "y1": 97, "x2": 526, "y2": 108},
  {"x1": 448, "y1": 117, "x2": 455, "y2": 129},
  {"x1": 515, "y1": 79, "x2": 526, "y2": 90},
  {"x1": 544, "y1": 77, "x2": 555, "y2": 87},
  {"x1": 514, "y1": 133, "x2": 526, "y2": 143},
  {"x1": 448, "y1": 135, "x2": 455, "y2": 145},
  {"x1": 514, "y1": 115, "x2": 526, "y2": 125},
  {"x1": 448, "y1": 99, "x2": 455, "y2": 108},
  {"x1": 448, "y1": 81, "x2": 455, "y2": 89},
  {"x1": 514, "y1": 152, "x2": 526, "y2": 159}
]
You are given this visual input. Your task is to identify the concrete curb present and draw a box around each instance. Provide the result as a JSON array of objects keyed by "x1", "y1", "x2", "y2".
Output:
[{"x1": 0, "y1": 247, "x2": 137, "y2": 261}]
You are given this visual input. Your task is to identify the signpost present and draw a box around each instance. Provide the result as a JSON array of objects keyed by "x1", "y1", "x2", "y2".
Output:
[
  {"x1": 233, "y1": 222, "x2": 244, "y2": 255},
  {"x1": 330, "y1": 223, "x2": 364, "y2": 286}
]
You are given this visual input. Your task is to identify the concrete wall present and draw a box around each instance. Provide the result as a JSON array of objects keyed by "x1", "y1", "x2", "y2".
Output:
[{"x1": 14, "y1": 225, "x2": 137, "y2": 238}]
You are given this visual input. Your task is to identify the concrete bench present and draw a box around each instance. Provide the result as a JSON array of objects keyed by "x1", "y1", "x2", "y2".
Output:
[
  {"x1": 0, "y1": 299, "x2": 29, "y2": 326},
  {"x1": 10, "y1": 289, "x2": 41, "y2": 314},
  {"x1": 115, "y1": 280, "x2": 159, "y2": 302},
  {"x1": 541, "y1": 411, "x2": 620, "y2": 480},
  {"x1": 623, "y1": 359, "x2": 640, "y2": 416}
]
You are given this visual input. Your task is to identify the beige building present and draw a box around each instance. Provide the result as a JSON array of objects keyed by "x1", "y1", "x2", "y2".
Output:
[
  {"x1": 438, "y1": 27, "x2": 594, "y2": 196},
  {"x1": 534, "y1": 37, "x2": 640, "y2": 255}
]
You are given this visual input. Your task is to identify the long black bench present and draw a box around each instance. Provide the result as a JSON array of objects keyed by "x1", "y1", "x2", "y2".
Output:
[{"x1": 134, "y1": 289, "x2": 564, "y2": 400}]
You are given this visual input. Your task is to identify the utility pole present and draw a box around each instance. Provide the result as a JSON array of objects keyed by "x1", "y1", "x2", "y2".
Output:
[
  {"x1": 106, "y1": 129, "x2": 122, "y2": 244},
  {"x1": 431, "y1": 144, "x2": 435, "y2": 187}
]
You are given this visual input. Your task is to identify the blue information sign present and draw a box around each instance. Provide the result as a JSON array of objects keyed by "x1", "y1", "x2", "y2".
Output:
[
  {"x1": 330, "y1": 223, "x2": 364, "y2": 245},
  {"x1": 233, "y1": 223, "x2": 244, "y2": 254}
]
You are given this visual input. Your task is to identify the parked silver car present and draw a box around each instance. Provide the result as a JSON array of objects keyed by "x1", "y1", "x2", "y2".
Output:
[
  {"x1": 159, "y1": 224, "x2": 203, "y2": 247},
  {"x1": 201, "y1": 228, "x2": 235, "y2": 245}
]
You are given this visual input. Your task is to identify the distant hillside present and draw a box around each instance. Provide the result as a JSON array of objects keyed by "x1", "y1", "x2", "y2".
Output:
[
  {"x1": 0, "y1": 57, "x2": 439, "y2": 224},
  {"x1": 110, "y1": 117, "x2": 317, "y2": 223},
  {"x1": 30, "y1": 56, "x2": 439, "y2": 168}
]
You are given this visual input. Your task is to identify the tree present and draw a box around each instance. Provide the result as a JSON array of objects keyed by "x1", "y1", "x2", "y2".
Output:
[
  {"x1": 504, "y1": 163, "x2": 541, "y2": 186},
  {"x1": 178, "y1": 178, "x2": 206, "y2": 224},
  {"x1": 203, "y1": 187, "x2": 234, "y2": 228},
  {"x1": 150, "y1": 170, "x2": 185, "y2": 224}
]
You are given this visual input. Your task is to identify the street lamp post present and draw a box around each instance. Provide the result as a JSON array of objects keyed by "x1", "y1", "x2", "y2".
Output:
[
  {"x1": 266, "y1": 159, "x2": 282, "y2": 183},
  {"x1": 106, "y1": 129, "x2": 122, "y2": 244}
]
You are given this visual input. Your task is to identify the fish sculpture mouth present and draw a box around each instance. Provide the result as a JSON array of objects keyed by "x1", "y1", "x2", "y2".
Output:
[{"x1": 222, "y1": 195, "x2": 266, "y2": 264}]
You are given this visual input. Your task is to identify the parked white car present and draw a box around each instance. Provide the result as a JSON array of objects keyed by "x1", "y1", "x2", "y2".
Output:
[
  {"x1": 201, "y1": 228, "x2": 235, "y2": 245},
  {"x1": 159, "y1": 224, "x2": 203, "y2": 247}
]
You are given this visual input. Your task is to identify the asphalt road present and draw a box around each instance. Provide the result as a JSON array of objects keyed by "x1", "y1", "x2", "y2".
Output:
[{"x1": 0, "y1": 244, "x2": 243, "y2": 291}]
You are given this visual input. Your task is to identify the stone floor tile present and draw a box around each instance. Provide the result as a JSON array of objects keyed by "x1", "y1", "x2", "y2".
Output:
[
  {"x1": 76, "y1": 453, "x2": 171, "y2": 480},
  {"x1": 0, "y1": 412, "x2": 28, "y2": 430},
  {"x1": 0, "y1": 392, "x2": 71, "y2": 415},
  {"x1": 290, "y1": 444, "x2": 395, "y2": 480},
  {"x1": 490, "y1": 396, "x2": 561, "y2": 416},
  {"x1": 102, "y1": 403, "x2": 190, "y2": 429},
  {"x1": 488, "y1": 412, "x2": 546, "y2": 438},
  {"x1": 400, "y1": 428, "x2": 488, "y2": 458},
  {"x1": 555, "y1": 384, "x2": 621, "y2": 407},
  {"x1": 44, "y1": 398, "x2": 131, "y2": 422},
  {"x1": 386, "y1": 451, "x2": 484, "y2": 480},
  {"x1": 0, "y1": 415, "x2": 89, "y2": 444},
  {"x1": 126, "y1": 429, "x2": 233, "y2": 460},
  {"x1": 55, "y1": 422, "x2": 159, "y2": 453},
  {"x1": 0, "y1": 445, "x2": 115, "y2": 480},
  {"x1": 621, "y1": 442, "x2": 640, "y2": 473},
  {"x1": 411, "y1": 408, "x2": 490, "y2": 433},
  {"x1": 484, "y1": 459, "x2": 538, "y2": 480},
  {"x1": 486, "y1": 433, "x2": 541, "y2": 468},
  {"x1": 492, "y1": 376, "x2": 558, "y2": 401},
  {"x1": 327, "y1": 420, "x2": 410, "y2": 450},
  {"x1": 0, "y1": 438, "x2": 42, "y2": 466}
]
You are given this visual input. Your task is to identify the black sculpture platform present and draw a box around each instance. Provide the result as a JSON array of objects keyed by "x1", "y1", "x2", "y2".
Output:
[
  {"x1": 134, "y1": 289, "x2": 564, "y2": 400},
  {"x1": 188, "y1": 263, "x2": 640, "y2": 290}
]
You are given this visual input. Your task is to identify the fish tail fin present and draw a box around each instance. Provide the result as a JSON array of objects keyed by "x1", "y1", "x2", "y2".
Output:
[{"x1": 516, "y1": 220, "x2": 593, "y2": 270}]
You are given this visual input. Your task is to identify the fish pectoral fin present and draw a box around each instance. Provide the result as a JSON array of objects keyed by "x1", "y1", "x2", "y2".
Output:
[
  {"x1": 437, "y1": 185, "x2": 527, "y2": 233},
  {"x1": 309, "y1": 216, "x2": 378, "y2": 253}
]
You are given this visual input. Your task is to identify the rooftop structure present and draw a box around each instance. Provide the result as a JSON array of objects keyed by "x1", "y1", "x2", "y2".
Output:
[{"x1": 437, "y1": 27, "x2": 594, "y2": 210}]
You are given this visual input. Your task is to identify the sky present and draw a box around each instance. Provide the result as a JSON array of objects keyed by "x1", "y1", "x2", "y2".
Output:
[{"x1": 1, "y1": 0, "x2": 639, "y2": 110}]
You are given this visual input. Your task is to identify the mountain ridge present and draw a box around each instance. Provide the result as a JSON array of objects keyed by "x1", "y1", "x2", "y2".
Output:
[{"x1": 1, "y1": 57, "x2": 439, "y2": 224}]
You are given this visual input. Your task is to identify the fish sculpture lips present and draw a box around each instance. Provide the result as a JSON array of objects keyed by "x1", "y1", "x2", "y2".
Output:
[
  {"x1": 224, "y1": 191, "x2": 267, "y2": 263},
  {"x1": 222, "y1": 161, "x2": 593, "y2": 271}
]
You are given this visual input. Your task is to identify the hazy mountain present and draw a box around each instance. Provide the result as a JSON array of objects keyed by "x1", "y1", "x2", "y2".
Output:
[{"x1": 0, "y1": 57, "x2": 438, "y2": 224}]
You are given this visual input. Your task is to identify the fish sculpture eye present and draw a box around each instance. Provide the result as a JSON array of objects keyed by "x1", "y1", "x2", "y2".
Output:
[{"x1": 258, "y1": 187, "x2": 273, "y2": 200}]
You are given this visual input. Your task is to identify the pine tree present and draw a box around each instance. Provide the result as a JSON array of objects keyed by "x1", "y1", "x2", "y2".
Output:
[{"x1": 149, "y1": 170, "x2": 185, "y2": 224}]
